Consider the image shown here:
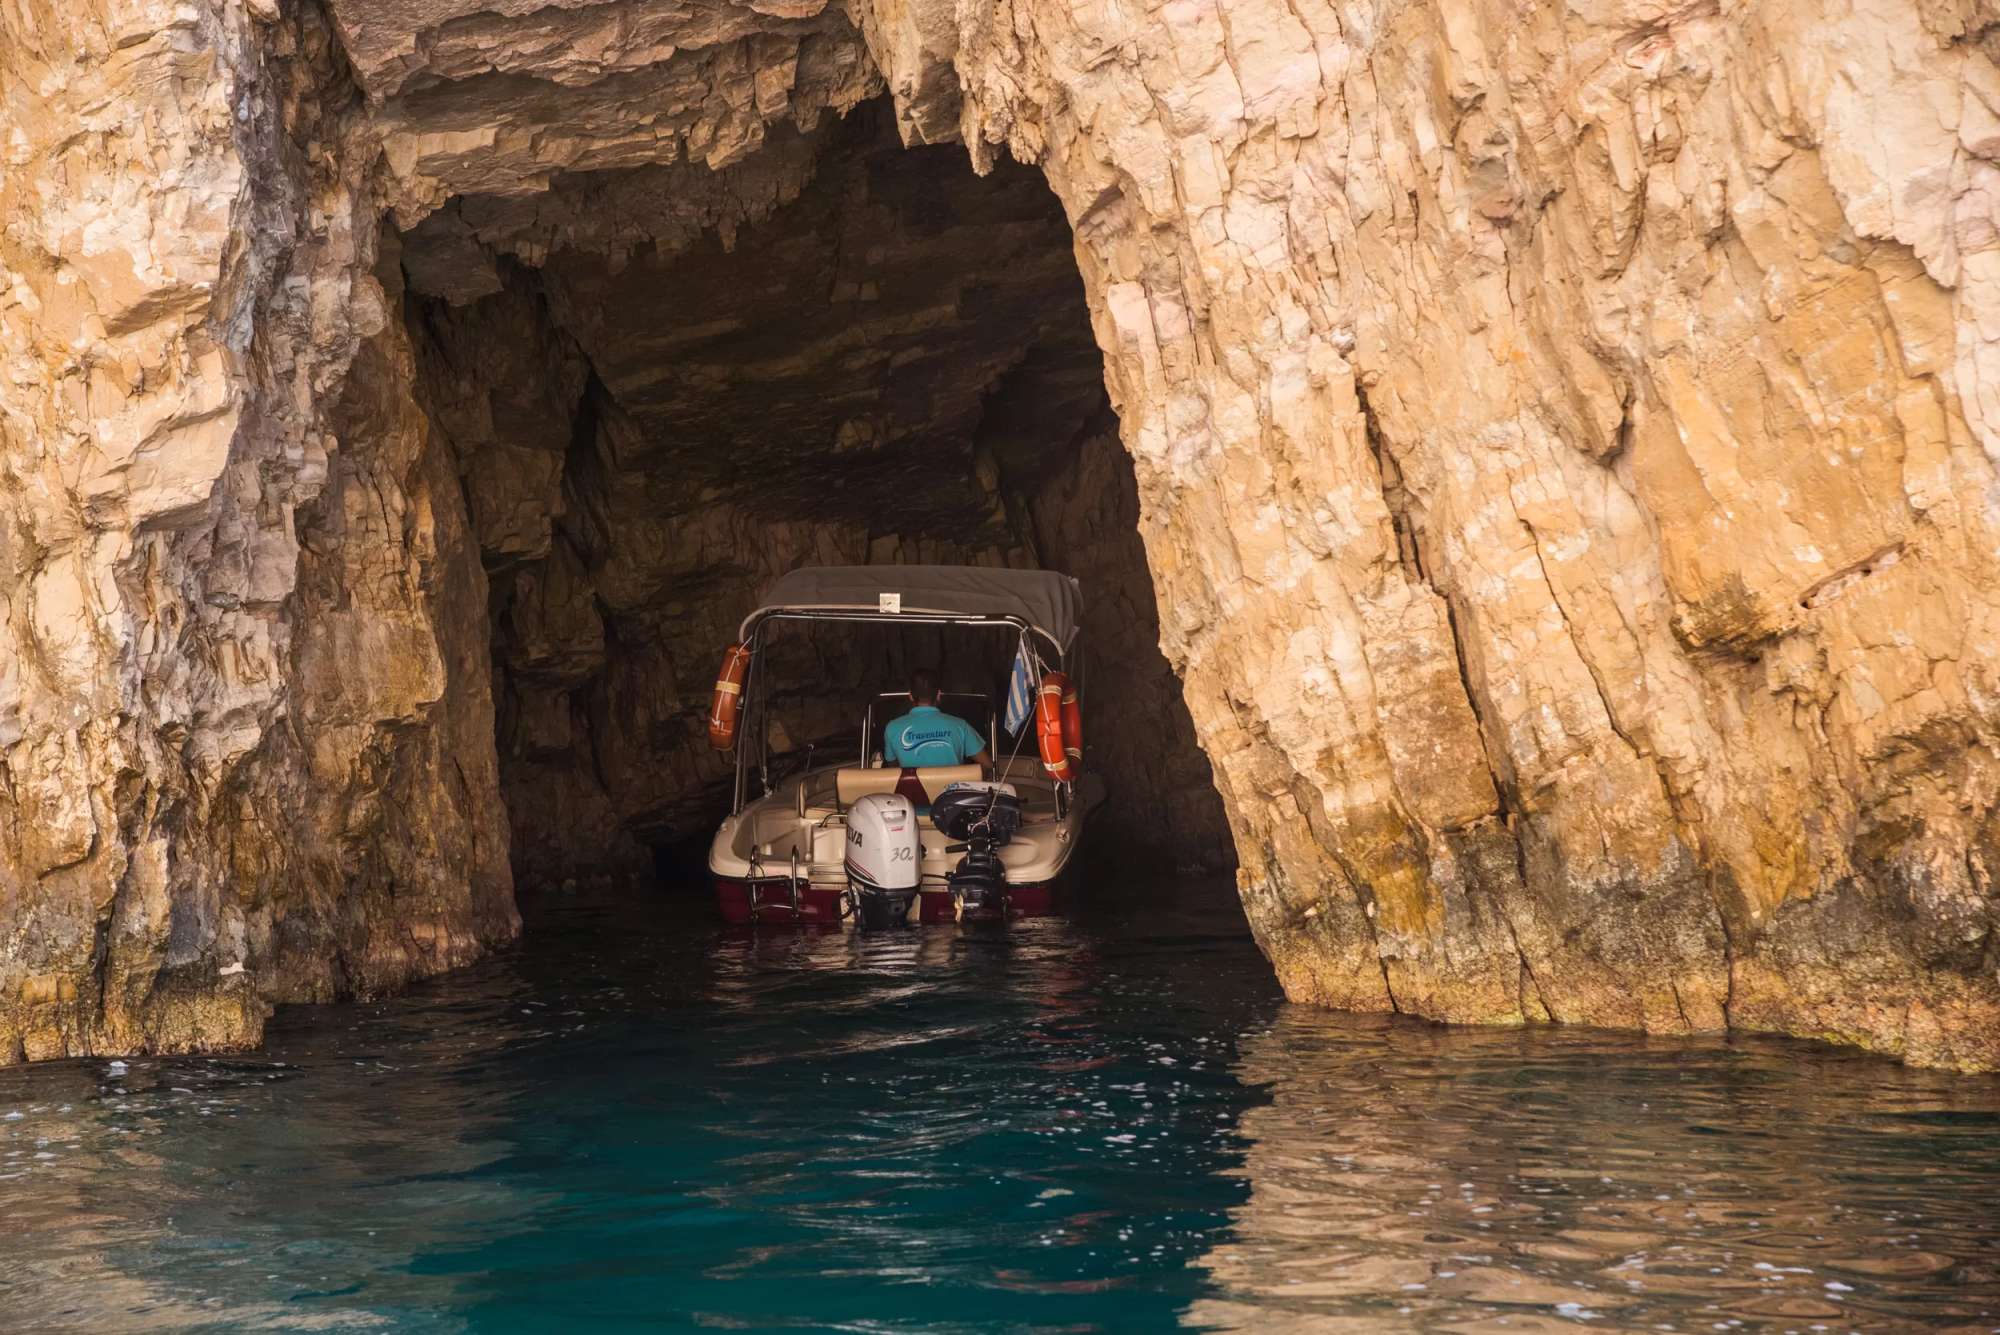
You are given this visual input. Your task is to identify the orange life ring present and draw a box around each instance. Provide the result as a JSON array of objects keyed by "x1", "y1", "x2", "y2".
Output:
[
  {"x1": 707, "y1": 642, "x2": 752, "y2": 751},
  {"x1": 1061, "y1": 679, "x2": 1083, "y2": 771},
  {"x1": 1036, "y1": 671, "x2": 1078, "y2": 783}
]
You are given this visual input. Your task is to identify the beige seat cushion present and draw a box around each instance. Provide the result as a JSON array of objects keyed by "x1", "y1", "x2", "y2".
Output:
[{"x1": 835, "y1": 764, "x2": 981, "y2": 807}]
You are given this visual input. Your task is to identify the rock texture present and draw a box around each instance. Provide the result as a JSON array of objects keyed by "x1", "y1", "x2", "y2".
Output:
[
  {"x1": 0, "y1": 0, "x2": 524, "y2": 1062},
  {"x1": 935, "y1": 0, "x2": 2000, "y2": 1069},
  {"x1": 0, "y1": 0, "x2": 1995, "y2": 1068}
]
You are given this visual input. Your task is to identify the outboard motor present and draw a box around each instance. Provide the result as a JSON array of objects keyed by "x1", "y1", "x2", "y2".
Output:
[
  {"x1": 844, "y1": 792, "x2": 920, "y2": 929},
  {"x1": 930, "y1": 783, "x2": 1025, "y2": 919}
]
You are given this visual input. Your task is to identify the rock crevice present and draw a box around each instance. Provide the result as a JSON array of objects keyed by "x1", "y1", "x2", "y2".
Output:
[{"x1": 1, "y1": 0, "x2": 1997, "y2": 1069}]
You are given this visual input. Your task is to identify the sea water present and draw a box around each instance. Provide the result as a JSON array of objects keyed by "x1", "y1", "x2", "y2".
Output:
[{"x1": 0, "y1": 881, "x2": 1996, "y2": 1332}]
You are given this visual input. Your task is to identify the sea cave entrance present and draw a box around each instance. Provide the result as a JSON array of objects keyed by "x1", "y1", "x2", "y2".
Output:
[{"x1": 392, "y1": 101, "x2": 1231, "y2": 895}]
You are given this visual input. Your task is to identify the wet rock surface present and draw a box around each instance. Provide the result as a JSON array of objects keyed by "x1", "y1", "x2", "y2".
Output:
[{"x1": 0, "y1": 0, "x2": 1995, "y2": 1068}]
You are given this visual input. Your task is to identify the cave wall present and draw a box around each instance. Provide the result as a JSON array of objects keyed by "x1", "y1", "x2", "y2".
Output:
[
  {"x1": 0, "y1": 1, "x2": 518, "y2": 1060},
  {"x1": 937, "y1": 0, "x2": 2000, "y2": 1068},
  {"x1": 1023, "y1": 418, "x2": 1234, "y2": 871},
  {"x1": 1, "y1": 0, "x2": 1997, "y2": 1068},
  {"x1": 406, "y1": 109, "x2": 1227, "y2": 882}
]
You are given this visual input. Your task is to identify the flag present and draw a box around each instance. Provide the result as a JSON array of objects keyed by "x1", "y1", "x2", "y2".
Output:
[{"x1": 1003, "y1": 637, "x2": 1036, "y2": 736}]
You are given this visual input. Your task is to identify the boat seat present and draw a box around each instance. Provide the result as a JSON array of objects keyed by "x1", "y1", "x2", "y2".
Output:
[{"x1": 835, "y1": 764, "x2": 981, "y2": 808}]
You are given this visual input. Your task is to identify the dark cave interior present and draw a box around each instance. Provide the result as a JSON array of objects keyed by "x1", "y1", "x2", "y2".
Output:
[{"x1": 394, "y1": 102, "x2": 1231, "y2": 887}]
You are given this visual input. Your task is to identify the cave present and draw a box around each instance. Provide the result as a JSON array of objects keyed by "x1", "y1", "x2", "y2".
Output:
[
  {"x1": 391, "y1": 102, "x2": 1230, "y2": 890},
  {"x1": 7, "y1": 0, "x2": 1999, "y2": 1072}
]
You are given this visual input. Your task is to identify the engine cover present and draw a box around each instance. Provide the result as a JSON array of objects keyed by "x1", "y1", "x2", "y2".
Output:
[{"x1": 844, "y1": 792, "x2": 920, "y2": 893}]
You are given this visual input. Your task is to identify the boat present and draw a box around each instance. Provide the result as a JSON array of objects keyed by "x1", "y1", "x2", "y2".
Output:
[{"x1": 705, "y1": 565, "x2": 1088, "y2": 927}]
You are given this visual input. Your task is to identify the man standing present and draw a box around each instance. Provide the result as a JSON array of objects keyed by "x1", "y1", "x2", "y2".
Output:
[{"x1": 884, "y1": 668, "x2": 991, "y2": 770}]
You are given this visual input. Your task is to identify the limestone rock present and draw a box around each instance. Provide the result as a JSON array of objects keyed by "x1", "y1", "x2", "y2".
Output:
[
  {"x1": 939, "y1": 0, "x2": 2000, "y2": 1066},
  {"x1": 0, "y1": 0, "x2": 1994, "y2": 1070}
]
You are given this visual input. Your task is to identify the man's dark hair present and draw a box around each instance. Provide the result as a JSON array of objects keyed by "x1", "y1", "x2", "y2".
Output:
[{"x1": 909, "y1": 668, "x2": 939, "y2": 704}]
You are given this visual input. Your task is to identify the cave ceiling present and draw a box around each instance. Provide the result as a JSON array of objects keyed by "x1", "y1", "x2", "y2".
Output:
[{"x1": 400, "y1": 103, "x2": 1106, "y2": 540}]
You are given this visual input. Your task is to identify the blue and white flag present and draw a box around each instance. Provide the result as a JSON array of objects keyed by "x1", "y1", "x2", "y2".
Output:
[{"x1": 1003, "y1": 637, "x2": 1037, "y2": 736}]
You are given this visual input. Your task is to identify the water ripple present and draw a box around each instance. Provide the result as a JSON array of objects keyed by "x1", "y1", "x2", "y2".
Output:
[
  {"x1": 0, "y1": 884, "x2": 1995, "y2": 1333},
  {"x1": 1190, "y1": 1010, "x2": 2000, "y2": 1333}
]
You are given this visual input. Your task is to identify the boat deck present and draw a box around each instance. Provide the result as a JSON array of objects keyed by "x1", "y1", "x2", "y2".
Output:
[{"x1": 717, "y1": 764, "x2": 1071, "y2": 891}]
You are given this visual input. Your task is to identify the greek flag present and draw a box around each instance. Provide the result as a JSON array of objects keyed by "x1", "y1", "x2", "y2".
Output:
[{"x1": 1003, "y1": 637, "x2": 1036, "y2": 736}]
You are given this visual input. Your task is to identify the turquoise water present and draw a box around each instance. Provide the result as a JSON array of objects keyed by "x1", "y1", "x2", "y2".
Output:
[{"x1": 1, "y1": 881, "x2": 1997, "y2": 1333}]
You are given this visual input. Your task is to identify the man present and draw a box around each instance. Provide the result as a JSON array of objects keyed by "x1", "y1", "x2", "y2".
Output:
[{"x1": 884, "y1": 668, "x2": 991, "y2": 770}]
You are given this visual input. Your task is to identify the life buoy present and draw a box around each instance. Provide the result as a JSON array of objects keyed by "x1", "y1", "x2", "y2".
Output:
[
  {"x1": 1061, "y1": 679, "x2": 1083, "y2": 771},
  {"x1": 707, "y1": 642, "x2": 752, "y2": 751},
  {"x1": 1036, "y1": 671, "x2": 1078, "y2": 783}
]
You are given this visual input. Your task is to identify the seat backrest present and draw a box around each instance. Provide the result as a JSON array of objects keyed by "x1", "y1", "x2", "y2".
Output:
[
  {"x1": 835, "y1": 767, "x2": 902, "y2": 805},
  {"x1": 835, "y1": 764, "x2": 982, "y2": 808}
]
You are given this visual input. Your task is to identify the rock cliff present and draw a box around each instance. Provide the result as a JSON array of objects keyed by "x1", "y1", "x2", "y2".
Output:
[{"x1": 0, "y1": 0, "x2": 1994, "y2": 1068}]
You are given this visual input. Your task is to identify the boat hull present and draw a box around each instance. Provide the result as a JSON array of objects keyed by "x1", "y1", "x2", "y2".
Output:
[
  {"x1": 714, "y1": 878, "x2": 845, "y2": 927},
  {"x1": 714, "y1": 877, "x2": 1059, "y2": 927},
  {"x1": 917, "y1": 881, "x2": 1056, "y2": 923}
]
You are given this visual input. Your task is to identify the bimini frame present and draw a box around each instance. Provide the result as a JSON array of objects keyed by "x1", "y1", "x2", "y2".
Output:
[{"x1": 727, "y1": 564, "x2": 1083, "y2": 816}]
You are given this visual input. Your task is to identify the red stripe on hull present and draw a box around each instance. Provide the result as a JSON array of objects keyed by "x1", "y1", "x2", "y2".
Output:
[
  {"x1": 1007, "y1": 883, "x2": 1056, "y2": 917},
  {"x1": 714, "y1": 878, "x2": 845, "y2": 926},
  {"x1": 717, "y1": 878, "x2": 1060, "y2": 926},
  {"x1": 917, "y1": 882, "x2": 1056, "y2": 923}
]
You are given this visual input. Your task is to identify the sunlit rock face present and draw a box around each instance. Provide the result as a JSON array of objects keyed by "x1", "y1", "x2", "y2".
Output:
[
  {"x1": 0, "y1": 1, "x2": 522, "y2": 1061},
  {"x1": 977, "y1": 0, "x2": 2000, "y2": 1069},
  {"x1": 1, "y1": 0, "x2": 1996, "y2": 1067}
]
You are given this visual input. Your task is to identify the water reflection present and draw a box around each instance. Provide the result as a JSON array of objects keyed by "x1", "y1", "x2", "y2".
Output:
[
  {"x1": 0, "y1": 966, "x2": 558, "y2": 1329},
  {"x1": 4, "y1": 887, "x2": 1999, "y2": 1333},
  {"x1": 0, "y1": 886, "x2": 1276, "y2": 1330},
  {"x1": 1192, "y1": 1008, "x2": 2000, "y2": 1333}
]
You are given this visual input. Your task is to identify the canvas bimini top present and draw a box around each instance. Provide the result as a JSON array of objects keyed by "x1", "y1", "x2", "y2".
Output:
[{"x1": 742, "y1": 565, "x2": 1082, "y2": 653}]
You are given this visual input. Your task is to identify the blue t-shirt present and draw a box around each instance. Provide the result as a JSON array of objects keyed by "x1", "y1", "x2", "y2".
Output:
[{"x1": 884, "y1": 705, "x2": 986, "y2": 767}]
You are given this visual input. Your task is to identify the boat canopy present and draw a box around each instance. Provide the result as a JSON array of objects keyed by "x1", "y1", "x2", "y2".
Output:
[{"x1": 742, "y1": 565, "x2": 1082, "y2": 652}]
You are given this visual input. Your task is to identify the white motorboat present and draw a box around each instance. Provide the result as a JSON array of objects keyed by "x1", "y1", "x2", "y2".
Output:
[{"x1": 705, "y1": 565, "x2": 1088, "y2": 927}]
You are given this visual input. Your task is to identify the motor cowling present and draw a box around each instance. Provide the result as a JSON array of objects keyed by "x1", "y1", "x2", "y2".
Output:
[
  {"x1": 930, "y1": 782, "x2": 1024, "y2": 844},
  {"x1": 933, "y1": 782, "x2": 1023, "y2": 919},
  {"x1": 845, "y1": 792, "x2": 920, "y2": 928}
]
